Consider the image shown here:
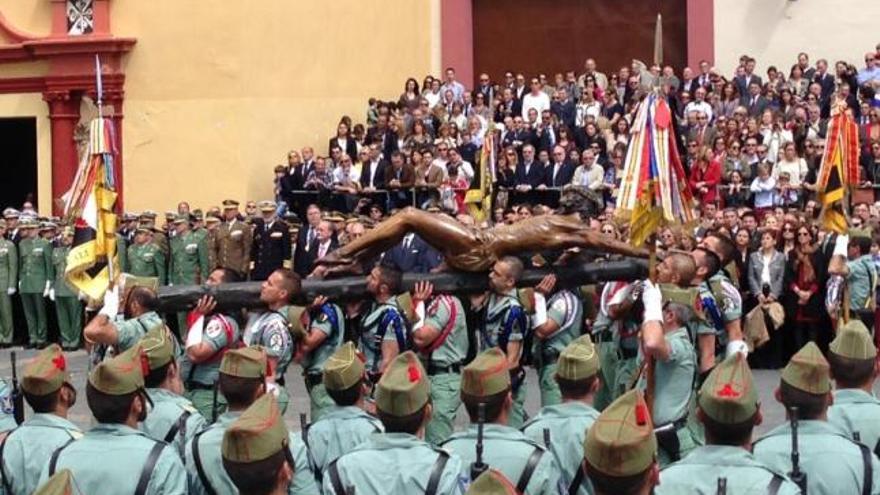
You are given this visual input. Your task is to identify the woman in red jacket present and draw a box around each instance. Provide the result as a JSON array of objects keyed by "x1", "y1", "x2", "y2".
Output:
[{"x1": 688, "y1": 147, "x2": 722, "y2": 206}]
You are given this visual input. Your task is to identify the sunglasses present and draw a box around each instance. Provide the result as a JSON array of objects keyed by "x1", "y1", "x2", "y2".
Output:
[{"x1": 798, "y1": 232, "x2": 811, "y2": 237}]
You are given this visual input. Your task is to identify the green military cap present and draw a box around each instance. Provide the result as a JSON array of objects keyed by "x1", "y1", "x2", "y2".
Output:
[
  {"x1": 698, "y1": 353, "x2": 758, "y2": 424},
  {"x1": 2, "y1": 208, "x2": 19, "y2": 219},
  {"x1": 122, "y1": 212, "x2": 137, "y2": 221},
  {"x1": 18, "y1": 218, "x2": 38, "y2": 229},
  {"x1": 659, "y1": 284, "x2": 701, "y2": 316},
  {"x1": 375, "y1": 351, "x2": 430, "y2": 416},
  {"x1": 135, "y1": 225, "x2": 152, "y2": 234},
  {"x1": 192, "y1": 209, "x2": 204, "y2": 220},
  {"x1": 140, "y1": 324, "x2": 175, "y2": 371},
  {"x1": 258, "y1": 200, "x2": 277, "y2": 212},
  {"x1": 323, "y1": 341, "x2": 365, "y2": 391},
  {"x1": 556, "y1": 334, "x2": 600, "y2": 381},
  {"x1": 781, "y1": 342, "x2": 831, "y2": 394},
  {"x1": 396, "y1": 292, "x2": 417, "y2": 324},
  {"x1": 830, "y1": 319, "x2": 878, "y2": 360},
  {"x1": 849, "y1": 228, "x2": 872, "y2": 240},
  {"x1": 324, "y1": 211, "x2": 346, "y2": 222},
  {"x1": 22, "y1": 344, "x2": 71, "y2": 396},
  {"x1": 40, "y1": 222, "x2": 57, "y2": 231},
  {"x1": 139, "y1": 210, "x2": 157, "y2": 220},
  {"x1": 172, "y1": 214, "x2": 189, "y2": 224},
  {"x1": 222, "y1": 393, "x2": 289, "y2": 463},
  {"x1": 33, "y1": 469, "x2": 79, "y2": 495},
  {"x1": 220, "y1": 346, "x2": 268, "y2": 379},
  {"x1": 461, "y1": 348, "x2": 511, "y2": 397},
  {"x1": 222, "y1": 199, "x2": 240, "y2": 209},
  {"x1": 466, "y1": 469, "x2": 519, "y2": 495},
  {"x1": 164, "y1": 211, "x2": 176, "y2": 220},
  {"x1": 584, "y1": 389, "x2": 656, "y2": 477},
  {"x1": 88, "y1": 344, "x2": 148, "y2": 395},
  {"x1": 205, "y1": 214, "x2": 221, "y2": 224}
]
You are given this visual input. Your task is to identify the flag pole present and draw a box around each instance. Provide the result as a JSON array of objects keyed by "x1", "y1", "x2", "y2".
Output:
[{"x1": 94, "y1": 54, "x2": 103, "y2": 118}]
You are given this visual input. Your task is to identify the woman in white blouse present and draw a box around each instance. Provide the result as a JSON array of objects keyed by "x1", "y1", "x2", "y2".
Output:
[{"x1": 772, "y1": 141, "x2": 808, "y2": 187}]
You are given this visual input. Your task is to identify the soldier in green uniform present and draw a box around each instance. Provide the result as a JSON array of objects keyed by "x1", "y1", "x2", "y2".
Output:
[
  {"x1": 83, "y1": 285, "x2": 165, "y2": 364},
  {"x1": 37, "y1": 345, "x2": 187, "y2": 494},
  {"x1": 409, "y1": 281, "x2": 469, "y2": 445},
  {"x1": 0, "y1": 220, "x2": 17, "y2": 347},
  {"x1": 601, "y1": 280, "x2": 642, "y2": 404},
  {"x1": 185, "y1": 346, "x2": 318, "y2": 495},
  {"x1": 169, "y1": 214, "x2": 210, "y2": 334},
  {"x1": 138, "y1": 211, "x2": 168, "y2": 257},
  {"x1": 590, "y1": 281, "x2": 626, "y2": 411},
  {"x1": 657, "y1": 354, "x2": 801, "y2": 494},
  {"x1": 139, "y1": 325, "x2": 207, "y2": 462},
  {"x1": 827, "y1": 319, "x2": 880, "y2": 455},
  {"x1": 840, "y1": 231, "x2": 878, "y2": 330},
  {"x1": 324, "y1": 351, "x2": 465, "y2": 495},
  {"x1": 465, "y1": 469, "x2": 518, "y2": 495},
  {"x1": 522, "y1": 334, "x2": 600, "y2": 495},
  {"x1": 221, "y1": 394, "x2": 295, "y2": 495},
  {"x1": 442, "y1": 348, "x2": 563, "y2": 494},
  {"x1": 203, "y1": 214, "x2": 221, "y2": 271},
  {"x1": 753, "y1": 342, "x2": 880, "y2": 495},
  {"x1": 128, "y1": 226, "x2": 166, "y2": 284},
  {"x1": 49, "y1": 228, "x2": 82, "y2": 350},
  {"x1": 306, "y1": 342, "x2": 384, "y2": 475},
  {"x1": 0, "y1": 345, "x2": 82, "y2": 495},
  {"x1": 215, "y1": 200, "x2": 253, "y2": 278},
  {"x1": 583, "y1": 389, "x2": 658, "y2": 495},
  {"x1": 294, "y1": 294, "x2": 345, "y2": 422},
  {"x1": 17, "y1": 218, "x2": 53, "y2": 348},
  {"x1": 470, "y1": 257, "x2": 530, "y2": 428},
  {"x1": 181, "y1": 268, "x2": 243, "y2": 420},
  {"x1": 530, "y1": 274, "x2": 584, "y2": 408},
  {"x1": 638, "y1": 282, "x2": 701, "y2": 466}
]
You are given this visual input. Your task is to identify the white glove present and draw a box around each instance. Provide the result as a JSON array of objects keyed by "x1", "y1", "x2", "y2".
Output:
[
  {"x1": 726, "y1": 339, "x2": 749, "y2": 358},
  {"x1": 186, "y1": 315, "x2": 205, "y2": 348},
  {"x1": 531, "y1": 293, "x2": 548, "y2": 329},
  {"x1": 99, "y1": 286, "x2": 120, "y2": 317},
  {"x1": 641, "y1": 280, "x2": 663, "y2": 322},
  {"x1": 49, "y1": 289, "x2": 55, "y2": 302},
  {"x1": 833, "y1": 234, "x2": 849, "y2": 257},
  {"x1": 266, "y1": 381, "x2": 280, "y2": 398},
  {"x1": 43, "y1": 281, "x2": 51, "y2": 298},
  {"x1": 6, "y1": 288, "x2": 14, "y2": 296},
  {"x1": 412, "y1": 300, "x2": 426, "y2": 331}
]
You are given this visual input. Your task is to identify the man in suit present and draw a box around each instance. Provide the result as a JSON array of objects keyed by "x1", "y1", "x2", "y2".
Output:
[
  {"x1": 214, "y1": 200, "x2": 252, "y2": 278},
  {"x1": 679, "y1": 67, "x2": 699, "y2": 97},
  {"x1": 797, "y1": 52, "x2": 816, "y2": 80},
  {"x1": 476, "y1": 73, "x2": 494, "y2": 104},
  {"x1": 514, "y1": 144, "x2": 545, "y2": 189},
  {"x1": 695, "y1": 60, "x2": 713, "y2": 89},
  {"x1": 382, "y1": 233, "x2": 442, "y2": 274},
  {"x1": 501, "y1": 116, "x2": 534, "y2": 154},
  {"x1": 512, "y1": 73, "x2": 527, "y2": 117},
  {"x1": 384, "y1": 151, "x2": 415, "y2": 210},
  {"x1": 304, "y1": 220, "x2": 338, "y2": 275},
  {"x1": 359, "y1": 144, "x2": 387, "y2": 191},
  {"x1": 740, "y1": 82, "x2": 769, "y2": 118},
  {"x1": 494, "y1": 88, "x2": 517, "y2": 123},
  {"x1": 734, "y1": 57, "x2": 763, "y2": 96},
  {"x1": 251, "y1": 200, "x2": 291, "y2": 281},
  {"x1": 812, "y1": 59, "x2": 836, "y2": 103},
  {"x1": 293, "y1": 204, "x2": 322, "y2": 277},
  {"x1": 301, "y1": 147, "x2": 316, "y2": 177},
  {"x1": 543, "y1": 145, "x2": 576, "y2": 188},
  {"x1": 687, "y1": 111, "x2": 717, "y2": 147},
  {"x1": 365, "y1": 115, "x2": 397, "y2": 158}
]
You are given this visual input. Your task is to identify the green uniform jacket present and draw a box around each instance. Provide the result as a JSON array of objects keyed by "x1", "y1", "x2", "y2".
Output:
[
  {"x1": 141, "y1": 388, "x2": 208, "y2": 462},
  {"x1": 245, "y1": 310, "x2": 294, "y2": 377},
  {"x1": 847, "y1": 255, "x2": 878, "y2": 311},
  {"x1": 184, "y1": 410, "x2": 318, "y2": 495},
  {"x1": 325, "y1": 432, "x2": 465, "y2": 495},
  {"x1": 0, "y1": 240, "x2": 17, "y2": 291},
  {"x1": 213, "y1": 220, "x2": 252, "y2": 276},
  {"x1": 358, "y1": 299, "x2": 408, "y2": 375},
  {"x1": 829, "y1": 389, "x2": 880, "y2": 454},
  {"x1": 128, "y1": 243, "x2": 167, "y2": 285},
  {"x1": 306, "y1": 405, "x2": 384, "y2": 474},
  {"x1": 657, "y1": 445, "x2": 801, "y2": 495},
  {"x1": 0, "y1": 413, "x2": 83, "y2": 495},
  {"x1": 179, "y1": 312, "x2": 241, "y2": 387},
  {"x1": 753, "y1": 419, "x2": 880, "y2": 495},
  {"x1": 303, "y1": 303, "x2": 345, "y2": 374},
  {"x1": 169, "y1": 231, "x2": 209, "y2": 285},
  {"x1": 36, "y1": 423, "x2": 187, "y2": 495},
  {"x1": 421, "y1": 294, "x2": 469, "y2": 367},
  {"x1": 522, "y1": 402, "x2": 599, "y2": 495},
  {"x1": 51, "y1": 246, "x2": 76, "y2": 297},
  {"x1": 442, "y1": 424, "x2": 565, "y2": 495},
  {"x1": 116, "y1": 311, "x2": 166, "y2": 352},
  {"x1": 18, "y1": 238, "x2": 52, "y2": 293}
]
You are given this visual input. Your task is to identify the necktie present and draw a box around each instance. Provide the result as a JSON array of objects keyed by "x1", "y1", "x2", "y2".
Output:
[
  {"x1": 319, "y1": 243, "x2": 326, "y2": 258},
  {"x1": 308, "y1": 228, "x2": 315, "y2": 245}
]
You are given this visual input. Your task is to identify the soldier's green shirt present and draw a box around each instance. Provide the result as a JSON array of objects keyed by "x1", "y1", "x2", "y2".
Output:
[
  {"x1": 116, "y1": 311, "x2": 165, "y2": 352},
  {"x1": 694, "y1": 273, "x2": 743, "y2": 346},
  {"x1": 37, "y1": 423, "x2": 187, "y2": 495},
  {"x1": 0, "y1": 239, "x2": 17, "y2": 291},
  {"x1": 537, "y1": 290, "x2": 583, "y2": 357},
  {"x1": 442, "y1": 424, "x2": 565, "y2": 495},
  {"x1": 657, "y1": 445, "x2": 801, "y2": 495},
  {"x1": 141, "y1": 388, "x2": 208, "y2": 462},
  {"x1": 128, "y1": 243, "x2": 167, "y2": 284},
  {"x1": 358, "y1": 298, "x2": 408, "y2": 375},
  {"x1": 169, "y1": 231, "x2": 209, "y2": 285},
  {"x1": 0, "y1": 413, "x2": 83, "y2": 495},
  {"x1": 303, "y1": 303, "x2": 345, "y2": 374},
  {"x1": 480, "y1": 290, "x2": 525, "y2": 351},
  {"x1": 17, "y1": 238, "x2": 52, "y2": 293},
  {"x1": 829, "y1": 388, "x2": 880, "y2": 453},
  {"x1": 847, "y1": 255, "x2": 877, "y2": 311},
  {"x1": 184, "y1": 410, "x2": 318, "y2": 495},
  {"x1": 306, "y1": 405, "x2": 384, "y2": 474},
  {"x1": 50, "y1": 246, "x2": 76, "y2": 297},
  {"x1": 522, "y1": 402, "x2": 599, "y2": 495},
  {"x1": 179, "y1": 313, "x2": 241, "y2": 386},
  {"x1": 245, "y1": 309, "x2": 293, "y2": 376},
  {"x1": 421, "y1": 294, "x2": 469, "y2": 367},
  {"x1": 325, "y1": 432, "x2": 465, "y2": 495},
  {"x1": 754, "y1": 419, "x2": 880, "y2": 495}
]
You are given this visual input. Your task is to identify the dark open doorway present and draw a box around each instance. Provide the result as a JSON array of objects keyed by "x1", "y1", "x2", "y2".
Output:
[{"x1": 0, "y1": 117, "x2": 38, "y2": 210}]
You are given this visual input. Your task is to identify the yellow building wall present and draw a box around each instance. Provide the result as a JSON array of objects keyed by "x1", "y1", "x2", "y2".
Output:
[
  {"x1": 0, "y1": 93, "x2": 52, "y2": 213},
  {"x1": 714, "y1": 0, "x2": 880, "y2": 76}
]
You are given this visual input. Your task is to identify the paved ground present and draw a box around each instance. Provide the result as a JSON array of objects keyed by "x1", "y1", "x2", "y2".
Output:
[{"x1": 5, "y1": 346, "x2": 873, "y2": 437}]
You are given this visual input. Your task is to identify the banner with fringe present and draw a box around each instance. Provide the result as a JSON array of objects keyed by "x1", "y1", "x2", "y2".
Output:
[
  {"x1": 465, "y1": 124, "x2": 495, "y2": 222},
  {"x1": 818, "y1": 104, "x2": 860, "y2": 234}
]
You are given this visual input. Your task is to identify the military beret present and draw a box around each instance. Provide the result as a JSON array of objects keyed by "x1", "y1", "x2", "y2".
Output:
[
  {"x1": 220, "y1": 346, "x2": 268, "y2": 379},
  {"x1": 140, "y1": 324, "x2": 176, "y2": 371},
  {"x1": 222, "y1": 199, "x2": 240, "y2": 209},
  {"x1": 462, "y1": 348, "x2": 511, "y2": 397},
  {"x1": 584, "y1": 389, "x2": 657, "y2": 477},
  {"x1": 375, "y1": 351, "x2": 430, "y2": 417},
  {"x1": 557, "y1": 334, "x2": 600, "y2": 381},
  {"x1": 830, "y1": 320, "x2": 878, "y2": 360},
  {"x1": 88, "y1": 344, "x2": 148, "y2": 395},
  {"x1": 258, "y1": 200, "x2": 277, "y2": 213},
  {"x1": 781, "y1": 342, "x2": 830, "y2": 394},
  {"x1": 698, "y1": 353, "x2": 758, "y2": 424},
  {"x1": 22, "y1": 344, "x2": 71, "y2": 396},
  {"x1": 659, "y1": 284, "x2": 702, "y2": 321},
  {"x1": 323, "y1": 342, "x2": 365, "y2": 391},
  {"x1": 849, "y1": 228, "x2": 872, "y2": 240},
  {"x1": 466, "y1": 469, "x2": 518, "y2": 495},
  {"x1": 222, "y1": 394, "x2": 289, "y2": 463},
  {"x1": 33, "y1": 469, "x2": 77, "y2": 495}
]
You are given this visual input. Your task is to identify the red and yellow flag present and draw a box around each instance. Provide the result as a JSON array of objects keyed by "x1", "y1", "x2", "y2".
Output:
[{"x1": 818, "y1": 105, "x2": 860, "y2": 233}]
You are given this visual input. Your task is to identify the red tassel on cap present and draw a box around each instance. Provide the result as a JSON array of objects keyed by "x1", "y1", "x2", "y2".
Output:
[
  {"x1": 635, "y1": 402, "x2": 649, "y2": 426},
  {"x1": 408, "y1": 362, "x2": 421, "y2": 383},
  {"x1": 717, "y1": 383, "x2": 740, "y2": 398},
  {"x1": 139, "y1": 352, "x2": 151, "y2": 377},
  {"x1": 52, "y1": 355, "x2": 66, "y2": 371}
]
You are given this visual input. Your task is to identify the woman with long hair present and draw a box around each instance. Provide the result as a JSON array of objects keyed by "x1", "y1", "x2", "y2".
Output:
[
  {"x1": 688, "y1": 147, "x2": 722, "y2": 206},
  {"x1": 329, "y1": 120, "x2": 358, "y2": 161},
  {"x1": 715, "y1": 82, "x2": 740, "y2": 119},
  {"x1": 783, "y1": 224, "x2": 827, "y2": 356},
  {"x1": 399, "y1": 77, "x2": 421, "y2": 112},
  {"x1": 786, "y1": 64, "x2": 809, "y2": 99},
  {"x1": 748, "y1": 228, "x2": 786, "y2": 369}
]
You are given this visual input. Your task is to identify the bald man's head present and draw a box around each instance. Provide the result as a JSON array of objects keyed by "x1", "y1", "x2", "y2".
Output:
[{"x1": 657, "y1": 252, "x2": 697, "y2": 286}]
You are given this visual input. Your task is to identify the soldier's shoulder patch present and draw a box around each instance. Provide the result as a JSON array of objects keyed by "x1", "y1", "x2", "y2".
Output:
[
  {"x1": 317, "y1": 311, "x2": 329, "y2": 323},
  {"x1": 267, "y1": 331, "x2": 284, "y2": 351},
  {"x1": 205, "y1": 319, "x2": 224, "y2": 339}
]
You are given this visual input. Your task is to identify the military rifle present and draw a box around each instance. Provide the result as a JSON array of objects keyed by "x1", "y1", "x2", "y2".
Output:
[
  {"x1": 470, "y1": 402, "x2": 489, "y2": 480},
  {"x1": 788, "y1": 406, "x2": 807, "y2": 493},
  {"x1": 10, "y1": 351, "x2": 23, "y2": 425},
  {"x1": 211, "y1": 380, "x2": 219, "y2": 423}
]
